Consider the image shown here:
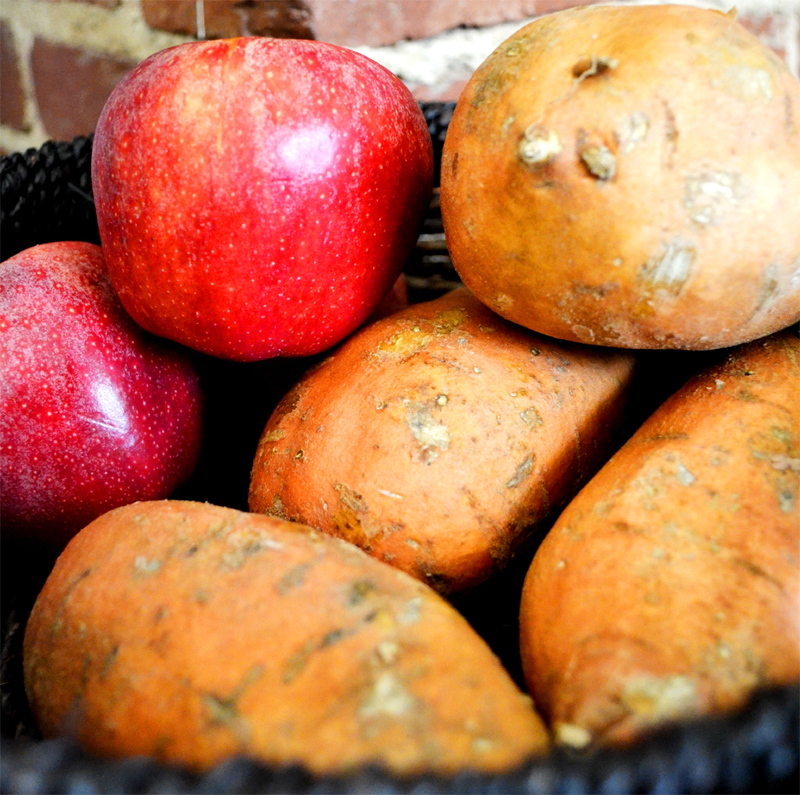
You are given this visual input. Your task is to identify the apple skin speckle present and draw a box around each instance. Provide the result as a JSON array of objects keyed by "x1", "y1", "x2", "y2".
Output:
[
  {"x1": 0, "y1": 241, "x2": 204, "y2": 549},
  {"x1": 91, "y1": 37, "x2": 433, "y2": 362}
]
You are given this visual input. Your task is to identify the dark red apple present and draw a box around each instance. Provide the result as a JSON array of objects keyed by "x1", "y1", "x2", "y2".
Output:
[
  {"x1": 0, "y1": 241, "x2": 203, "y2": 548},
  {"x1": 91, "y1": 37, "x2": 433, "y2": 362}
]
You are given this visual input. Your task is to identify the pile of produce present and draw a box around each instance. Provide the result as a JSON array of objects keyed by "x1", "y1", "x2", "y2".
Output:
[{"x1": 2, "y1": 3, "x2": 798, "y2": 786}]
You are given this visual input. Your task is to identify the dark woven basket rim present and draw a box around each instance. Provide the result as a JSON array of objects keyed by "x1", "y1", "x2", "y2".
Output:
[{"x1": 1, "y1": 686, "x2": 796, "y2": 794}]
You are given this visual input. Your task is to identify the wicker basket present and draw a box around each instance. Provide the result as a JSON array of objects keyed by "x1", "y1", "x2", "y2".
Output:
[{"x1": 1, "y1": 104, "x2": 798, "y2": 795}]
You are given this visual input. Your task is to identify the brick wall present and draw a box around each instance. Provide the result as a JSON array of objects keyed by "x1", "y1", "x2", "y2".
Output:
[{"x1": 1, "y1": 0, "x2": 799, "y2": 155}]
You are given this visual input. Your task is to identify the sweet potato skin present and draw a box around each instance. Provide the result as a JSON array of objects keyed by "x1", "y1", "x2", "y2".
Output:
[
  {"x1": 519, "y1": 331, "x2": 800, "y2": 750},
  {"x1": 248, "y1": 288, "x2": 636, "y2": 594},
  {"x1": 23, "y1": 500, "x2": 549, "y2": 775},
  {"x1": 441, "y1": 4, "x2": 800, "y2": 349}
]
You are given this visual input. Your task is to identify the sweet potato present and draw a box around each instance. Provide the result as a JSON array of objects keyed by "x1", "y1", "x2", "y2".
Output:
[
  {"x1": 249, "y1": 288, "x2": 636, "y2": 594},
  {"x1": 440, "y1": 4, "x2": 800, "y2": 349},
  {"x1": 23, "y1": 500, "x2": 549, "y2": 775},
  {"x1": 519, "y1": 330, "x2": 800, "y2": 750}
]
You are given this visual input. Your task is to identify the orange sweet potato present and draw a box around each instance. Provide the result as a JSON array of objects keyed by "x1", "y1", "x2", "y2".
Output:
[
  {"x1": 23, "y1": 500, "x2": 549, "y2": 775},
  {"x1": 249, "y1": 288, "x2": 636, "y2": 594},
  {"x1": 519, "y1": 330, "x2": 799, "y2": 750},
  {"x1": 440, "y1": 4, "x2": 800, "y2": 349}
]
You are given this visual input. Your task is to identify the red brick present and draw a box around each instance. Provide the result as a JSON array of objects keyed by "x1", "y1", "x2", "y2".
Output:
[
  {"x1": 246, "y1": 1, "x2": 315, "y2": 38},
  {"x1": 737, "y1": 9, "x2": 789, "y2": 64},
  {"x1": 141, "y1": 0, "x2": 313, "y2": 39},
  {"x1": 140, "y1": 0, "x2": 199, "y2": 36},
  {"x1": 309, "y1": 0, "x2": 604, "y2": 47},
  {"x1": 533, "y1": 0, "x2": 598, "y2": 16},
  {"x1": 0, "y1": 21, "x2": 27, "y2": 131},
  {"x1": 141, "y1": 0, "x2": 600, "y2": 48},
  {"x1": 304, "y1": 0, "x2": 507, "y2": 47},
  {"x1": 31, "y1": 39, "x2": 136, "y2": 140}
]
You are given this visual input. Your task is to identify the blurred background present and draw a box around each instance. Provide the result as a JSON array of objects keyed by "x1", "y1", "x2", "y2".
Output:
[{"x1": 2, "y1": 0, "x2": 799, "y2": 156}]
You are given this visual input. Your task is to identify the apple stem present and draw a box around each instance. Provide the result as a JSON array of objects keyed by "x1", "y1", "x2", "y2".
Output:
[{"x1": 196, "y1": 0, "x2": 206, "y2": 40}]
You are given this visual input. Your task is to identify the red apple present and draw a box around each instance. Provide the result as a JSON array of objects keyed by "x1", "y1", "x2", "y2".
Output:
[
  {"x1": 0, "y1": 241, "x2": 203, "y2": 548},
  {"x1": 91, "y1": 37, "x2": 433, "y2": 362}
]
